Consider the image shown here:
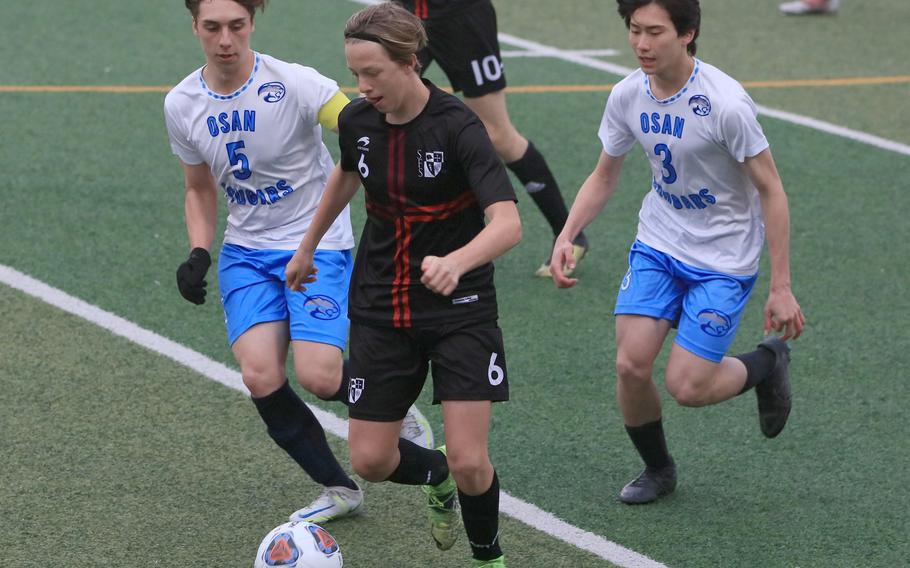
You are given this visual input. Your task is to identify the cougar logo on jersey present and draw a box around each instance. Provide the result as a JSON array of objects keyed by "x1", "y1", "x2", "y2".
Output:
[
  {"x1": 356, "y1": 137, "x2": 370, "y2": 152},
  {"x1": 257, "y1": 81, "x2": 286, "y2": 103},
  {"x1": 349, "y1": 378, "x2": 365, "y2": 404},
  {"x1": 418, "y1": 150, "x2": 444, "y2": 178},
  {"x1": 688, "y1": 94, "x2": 711, "y2": 117}
]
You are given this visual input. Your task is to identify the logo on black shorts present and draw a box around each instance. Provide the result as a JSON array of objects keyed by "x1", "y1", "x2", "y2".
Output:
[
  {"x1": 349, "y1": 377, "x2": 365, "y2": 404},
  {"x1": 697, "y1": 308, "x2": 732, "y2": 337},
  {"x1": 304, "y1": 294, "x2": 341, "y2": 320}
]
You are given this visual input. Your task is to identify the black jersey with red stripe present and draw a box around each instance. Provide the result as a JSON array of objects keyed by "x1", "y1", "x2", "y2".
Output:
[
  {"x1": 338, "y1": 81, "x2": 516, "y2": 328},
  {"x1": 397, "y1": 0, "x2": 485, "y2": 20}
]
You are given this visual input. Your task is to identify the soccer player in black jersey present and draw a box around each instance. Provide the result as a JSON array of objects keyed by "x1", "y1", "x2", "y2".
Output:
[
  {"x1": 286, "y1": 4, "x2": 520, "y2": 567},
  {"x1": 395, "y1": 0, "x2": 589, "y2": 278}
]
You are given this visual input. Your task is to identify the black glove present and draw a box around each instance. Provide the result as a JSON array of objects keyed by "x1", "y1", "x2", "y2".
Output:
[{"x1": 176, "y1": 247, "x2": 211, "y2": 305}]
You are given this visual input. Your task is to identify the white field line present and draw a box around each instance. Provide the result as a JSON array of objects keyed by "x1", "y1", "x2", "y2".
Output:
[
  {"x1": 0, "y1": 263, "x2": 666, "y2": 568},
  {"x1": 501, "y1": 48, "x2": 620, "y2": 58}
]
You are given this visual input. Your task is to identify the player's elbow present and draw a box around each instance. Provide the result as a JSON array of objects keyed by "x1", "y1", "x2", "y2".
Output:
[
  {"x1": 499, "y1": 208, "x2": 522, "y2": 250},
  {"x1": 507, "y1": 215, "x2": 522, "y2": 249}
]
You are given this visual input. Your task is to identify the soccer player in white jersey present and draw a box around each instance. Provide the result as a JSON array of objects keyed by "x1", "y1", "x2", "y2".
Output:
[
  {"x1": 550, "y1": 0, "x2": 805, "y2": 505},
  {"x1": 163, "y1": 0, "x2": 432, "y2": 524}
]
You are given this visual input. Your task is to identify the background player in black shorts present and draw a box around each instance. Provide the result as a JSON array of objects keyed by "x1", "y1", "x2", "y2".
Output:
[
  {"x1": 286, "y1": 4, "x2": 520, "y2": 567},
  {"x1": 396, "y1": 0, "x2": 589, "y2": 278}
]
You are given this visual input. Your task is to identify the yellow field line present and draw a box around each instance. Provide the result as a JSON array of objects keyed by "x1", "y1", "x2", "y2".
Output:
[{"x1": 2, "y1": 75, "x2": 909, "y2": 94}]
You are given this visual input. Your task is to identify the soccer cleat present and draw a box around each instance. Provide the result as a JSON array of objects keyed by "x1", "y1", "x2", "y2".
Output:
[
  {"x1": 779, "y1": 0, "x2": 839, "y2": 15},
  {"x1": 288, "y1": 482, "x2": 364, "y2": 524},
  {"x1": 754, "y1": 338, "x2": 792, "y2": 438},
  {"x1": 400, "y1": 404, "x2": 435, "y2": 449},
  {"x1": 535, "y1": 234, "x2": 589, "y2": 278},
  {"x1": 473, "y1": 556, "x2": 506, "y2": 567},
  {"x1": 618, "y1": 461, "x2": 677, "y2": 504},
  {"x1": 422, "y1": 446, "x2": 460, "y2": 550}
]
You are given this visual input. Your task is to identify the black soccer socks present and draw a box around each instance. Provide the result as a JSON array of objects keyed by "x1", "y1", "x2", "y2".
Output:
[
  {"x1": 459, "y1": 471, "x2": 503, "y2": 561},
  {"x1": 625, "y1": 419, "x2": 673, "y2": 470},
  {"x1": 251, "y1": 380, "x2": 355, "y2": 489},
  {"x1": 387, "y1": 439, "x2": 449, "y2": 486},
  {"x1": 506, "y1": 141, "x2": 571, "y2": 236}
]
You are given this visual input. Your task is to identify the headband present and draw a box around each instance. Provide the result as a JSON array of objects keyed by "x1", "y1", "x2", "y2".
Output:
[{"x1": 344, "y1": 31, "x2": 385, "y2": 44}]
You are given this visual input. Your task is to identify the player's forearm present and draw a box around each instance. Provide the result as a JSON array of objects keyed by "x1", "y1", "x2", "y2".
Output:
[
  {"x1": 298, "y1": 165, "x2": 359, "y2": 253},
  {"x1": 447, "y1": 202, "x2": 522, "y2": 274},
  {"x1": 760, "y1": 187, "x2": 793, "y2": 291},
  {"x1": 184, "y1": 184, "x2": 218, "y2": 251},
  {"x1": 560, "y1": 162, "x2": 620, "y2": 243}
]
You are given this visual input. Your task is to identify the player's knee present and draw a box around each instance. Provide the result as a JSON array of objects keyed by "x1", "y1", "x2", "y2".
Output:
[
  {"x1": 484, "y1": 124, "x2": 521, "y2": 159},
  {"x1": 349, "y1": 446, "x2": 395, "y2": 483},
  {"x1": 241, "y1": 364, "x2": 286, "y2": 398},
  {"x1": 295, "y1": 365, "x2": 340, "y2": 400},
  {"x1": 445, "y1": 448, "x2": 491, "y2": 490},
  {"x1": 665, "y1": 374, "x2": 710, "y2": 407},
  {"x1": 615, "y1": 356, "x2": 653, "y2": 387}
]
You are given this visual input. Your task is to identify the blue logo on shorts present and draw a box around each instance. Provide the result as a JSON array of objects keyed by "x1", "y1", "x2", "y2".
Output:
[
  {"x1": 697, "y1": 309, "x2": 732, "y2": 337},
  {"x1": 258, "y1": 81, "x2": 286, "y2": 103},
  {"x1": 304, "y1": 295, "x2": 341, "y2": 320},
  {"x1": 688, "y1": 94, "x2": 711, "y2": 117}
]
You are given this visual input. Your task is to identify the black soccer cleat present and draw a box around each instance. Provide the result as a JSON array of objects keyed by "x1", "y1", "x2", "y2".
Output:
[
  {"x1": 755, "y1": 337, "x2": 792, "y2": 438},
  {"x1": 618, "y1": 461, "x2": 677, "y2": 505}
]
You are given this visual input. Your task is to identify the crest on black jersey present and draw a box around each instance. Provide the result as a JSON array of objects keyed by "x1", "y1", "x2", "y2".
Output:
[{"x1": 418, "y1": 150, "x2": 445, "y2": 178}]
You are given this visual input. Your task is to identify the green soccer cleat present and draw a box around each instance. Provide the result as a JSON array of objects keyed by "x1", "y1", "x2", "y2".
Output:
[
  {"x1": 473, "y1": 556, "x2": 506, "y2": 567},
  {"x1": 421, "y1": 445, "x2": 460, "y2": 551},
  {"x1": 400, "y1": 404, "x2": 435, "y2": 449}
]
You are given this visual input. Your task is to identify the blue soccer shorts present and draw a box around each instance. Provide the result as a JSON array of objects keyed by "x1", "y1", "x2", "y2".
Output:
[
  {"x1": 217, "y1": 244, "x2": 353, "y2": 348},
  {"x1": 614, "y1": 240, "x2": 758, "y2": 362}
]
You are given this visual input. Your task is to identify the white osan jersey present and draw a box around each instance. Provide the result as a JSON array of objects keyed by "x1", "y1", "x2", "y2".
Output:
[
  {"x1": 599, "y1": 59, "x2": 769, "y2": 275},
  {"x1": 164, "y1": 52, "x2": 354, "y2": 251}
]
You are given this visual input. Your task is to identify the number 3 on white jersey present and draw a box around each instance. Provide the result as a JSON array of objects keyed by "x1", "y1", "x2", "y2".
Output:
[{"x1": 488, "y1": 352, "x2": 505, "y2": 386}]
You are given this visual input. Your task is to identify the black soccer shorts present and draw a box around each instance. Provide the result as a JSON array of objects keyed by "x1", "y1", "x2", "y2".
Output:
[
  {"x1": 418, "y1": 0, "x2": 507, "y2": 98},
  {"x1": 347, "y1": 319, "x2": 510, "y2": 422}
]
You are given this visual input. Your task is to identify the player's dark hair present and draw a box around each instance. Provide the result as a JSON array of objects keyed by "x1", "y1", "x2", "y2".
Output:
[
  {"x1": 616, "y1": 0, "x2": 700, "y2": 56},
  {"x1": 184, "y1": 0, "x2": 267, "y2": 20},
  {"x1": 344, "y1": 2, "x2": 428, "y2": 72}
]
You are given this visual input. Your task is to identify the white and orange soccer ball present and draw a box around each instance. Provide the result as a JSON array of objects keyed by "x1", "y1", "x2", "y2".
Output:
[{"x1": 253, "y1": 521, "x2": 343, "y2": 568}]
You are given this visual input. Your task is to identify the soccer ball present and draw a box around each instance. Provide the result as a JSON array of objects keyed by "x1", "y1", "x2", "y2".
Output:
[{"x1": 253, "y1": 521, "x2": 343, "y2": 568}]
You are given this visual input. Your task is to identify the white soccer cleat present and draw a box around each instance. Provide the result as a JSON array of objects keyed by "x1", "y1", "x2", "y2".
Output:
[
  {"x1": 288, "y1": 483, "x2": 364, "y2": 524},
  {"x1": 400, "y1": 405, "x2": 435, "y2": 449},
  {"x1": 779, "y1": 0, "x2": 839, "y2": 15}
]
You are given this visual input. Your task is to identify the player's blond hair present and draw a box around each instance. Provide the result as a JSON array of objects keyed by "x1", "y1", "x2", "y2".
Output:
[{"x1": 344, "y1": 2, "x2": 428, "y2": 72}]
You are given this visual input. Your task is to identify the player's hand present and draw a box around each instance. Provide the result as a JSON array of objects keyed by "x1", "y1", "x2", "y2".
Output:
[
  {"x1": 764, "y1": 286, "x2": 805, "y2": 340},
  {"x1": 285, "y1": 249, "x2": 318, "y2": 292},
  {"x1": 550, "y1": 237, "x2": 579, "y2": 289},
  {"x1": 176, "y1": 247, "x2": 211, "y2": 305},
  {"x1": 421, "y1": 255, "x2": 461, "y2": 296}
]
